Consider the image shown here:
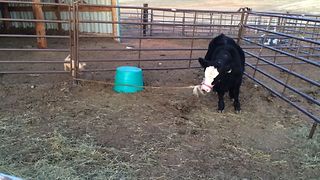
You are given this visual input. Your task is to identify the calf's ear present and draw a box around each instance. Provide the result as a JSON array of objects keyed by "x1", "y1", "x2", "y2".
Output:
[{"x1": 198, "y1": 57, "x2": 208, "y2": 68}]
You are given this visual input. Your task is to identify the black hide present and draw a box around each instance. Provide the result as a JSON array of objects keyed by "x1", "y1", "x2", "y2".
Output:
[{"x1": 199, "y1": 34, "x2": 245, "y2": 112}]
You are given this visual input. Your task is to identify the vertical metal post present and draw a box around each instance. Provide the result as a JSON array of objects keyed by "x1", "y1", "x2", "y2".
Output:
[
  {"x1": 308, "y1": 22, "x2": 317, "y2": 59},
  {"x1": 253, "y1": 16, "x2": 273, "y2": 78},
  {"x1": 237, "y1": 9, "x2": 245, "y2": 45},
  {"x1": 219, "y1": 14, "x2": 222, "y2": 33},
  {"x1": 71, "y1": 1, "x2": 77, "y2": 78},
  {"x1": 138, "y1": 5, "x2": 145, "y2": 68},
  {"x1": 272, "y1": 17, "x2": 282, "y2": 63},
  {"x1": 182, "y1": 11, "x2": 186, "y2": 36},
  {"x1": 230, "y1": 14, "x2": 234, "y2": 34},
  {"x1": 74, "y1": 1, "x2": 80, "y2": 79},
  {"x1": 173, "y1": 11, "x2": 176, "y2": 33},
  {"x1": 281, "y1": 41, "x2": 302, "y2": 94},
  {"x1": 201, "y1": 13, "x2": 204, "y2": 35},
  {"x1": 308, "y1": 123, "x2": 318, "y2": 139},
  {"x1": 209, "y1": 13, "x2": 213, "y2": 35},
  {"x1": 237, "y1": 8, "x2": 250, "y2": 45},
  {"x1": 282, "y1": 21, "x2": 309, "y2": 94},
  {"x1": 68, "y1": 2, "x2": 73, "y2": 76},
  {"x1": 188, "y1": 12, "x2": 197, "y2": 68},
  {"x1": 162, "y1": 11, "x2": 164, "y2": 33},
  {"x1": 142, "y1": 3, "x2": 148, "y2": 36},
  {"x1": 150, "y1": 9, "x2": 153, "y2": 36}
]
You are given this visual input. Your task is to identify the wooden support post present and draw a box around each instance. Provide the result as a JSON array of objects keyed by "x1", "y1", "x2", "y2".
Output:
[
  {"x1": 54, "y1": 0, "x2": 62, "y2": 32},
  {"x1": 111, "y1": 0, "x2": 118, "y2": 41},
  {"x1": 32, "y1": 0, "x2": 47, "y2": 48},
  {"x1": 1, "y1": 3, "x2": 11, "y2": 31}
]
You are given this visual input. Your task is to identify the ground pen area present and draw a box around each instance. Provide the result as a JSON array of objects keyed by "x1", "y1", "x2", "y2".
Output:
[{"x1": 0, "y1": 72, "x2": 319, "y2": 179}]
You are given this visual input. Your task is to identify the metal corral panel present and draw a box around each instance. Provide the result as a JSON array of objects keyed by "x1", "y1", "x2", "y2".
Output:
[{"x1": 6, "y1": 0, "x2": 116, "y2": 33}]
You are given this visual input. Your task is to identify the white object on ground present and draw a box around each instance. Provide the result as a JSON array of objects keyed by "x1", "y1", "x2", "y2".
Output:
[
  {"x1": 193, "y1": 85, "x2": 205, "y2": 97},
  {"x1": 64, "y1": 54, "x2": 86, "y2": 72}
]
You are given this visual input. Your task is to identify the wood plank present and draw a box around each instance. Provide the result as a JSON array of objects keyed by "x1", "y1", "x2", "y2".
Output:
[
  {"x1": 111, "y1": 0, "x2": 118, "y2": 40},
  {"x1": 54, "y1": 0, "x2": 62, "y2": 31},
  {"x1": 32, "y1": 0, "x2": 47, "y2": 48},
  {"x1": 1, "y1": 3, "x2": 11, "y2": 30}
]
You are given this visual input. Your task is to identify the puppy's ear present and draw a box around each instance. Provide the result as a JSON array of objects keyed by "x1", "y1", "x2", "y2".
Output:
[{"x1": 198, "y1": 57, "x2": 208, "y2": 68}]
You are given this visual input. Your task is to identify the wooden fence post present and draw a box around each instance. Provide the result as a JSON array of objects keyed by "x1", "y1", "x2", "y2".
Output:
[
  {"x1": 32, "y1": 0, "x2": 48, "y2": 48},
  {"x1": 111, "y1": 0, "x2": 119, "y2": 41},
  {"x1": 1, "y1": 3, "x2": 11, "y2": 31},
  {"x1": 54, "y1": 0, "x2": 62, "y2": 32}
]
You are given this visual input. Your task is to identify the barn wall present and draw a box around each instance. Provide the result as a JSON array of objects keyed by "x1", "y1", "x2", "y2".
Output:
[{"x1": 5, "y1": 0, "x2": 117, "y2": 34}]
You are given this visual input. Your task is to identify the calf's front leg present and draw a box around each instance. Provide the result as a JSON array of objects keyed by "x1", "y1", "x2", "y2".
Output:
[{"x1": 217, "y1": 91, "x2": 225, "y2": 113}]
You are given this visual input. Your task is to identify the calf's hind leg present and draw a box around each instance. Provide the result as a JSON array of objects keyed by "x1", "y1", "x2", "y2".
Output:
[
  {"x1": 228, "y1": 88, "x2": 235, "y2": 100},
  {"x1": 233, "y1": 86, "x2": 241, "y2": 113}
]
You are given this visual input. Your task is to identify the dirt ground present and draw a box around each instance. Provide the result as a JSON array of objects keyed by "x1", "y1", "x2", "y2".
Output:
[
  {"x1": 1, "y1": 72, "x2": 320, "y2": 179},
  {"x1": 0, "y1": 36, "x2": 320, "y2": 179}
]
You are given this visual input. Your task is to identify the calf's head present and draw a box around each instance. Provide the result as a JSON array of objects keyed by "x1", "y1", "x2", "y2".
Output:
[{"x1": 198, "y1": 49, "x2": 233, "y2": 93}]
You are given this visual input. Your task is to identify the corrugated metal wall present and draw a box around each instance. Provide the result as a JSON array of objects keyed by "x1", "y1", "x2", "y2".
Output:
[
  {"x1": 6, "y1": 0, "x2": 116, "y2": 34},
  {"x1": 78, "y1": 0, "x2": 113, "y2": 33}
]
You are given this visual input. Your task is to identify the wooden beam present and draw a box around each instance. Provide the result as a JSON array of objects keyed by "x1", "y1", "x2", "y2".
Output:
[
  {"x1": 32, "y1": 0, "x2": 47, "y2": 48},
  {"x1": 54, "y1": 0, "x2": 62, "y2": 31},
  {"x1": 8, "y1": 5, "x2": 112, "y2": 12},
  {"x1": 1, "y1": 3, "x2": 11, "y2": 30},
  {"x1": 111, "y1": 0, "x2": 118, "y2": 41}
]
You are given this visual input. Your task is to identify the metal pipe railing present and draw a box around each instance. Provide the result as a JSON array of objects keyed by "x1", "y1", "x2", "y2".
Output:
[
  {"x1": 243, "y1": 38, "x2": 320, "y2": 68},
  {"x1": 245, "y1": 61, "x2": 320, "y2": 106},
  {"x1": 244, "y1": 72, "x2": 320, "y2": 124},
  {"x1": 249, "y1": 11, "x2": 320, "y2": 23},
  {"x1": 244, "y1": 50, "x2": 320, "y2": 87}
]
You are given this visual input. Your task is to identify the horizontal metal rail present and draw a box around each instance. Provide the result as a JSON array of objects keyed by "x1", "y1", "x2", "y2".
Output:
[
  {"x1": 0, "y1": 48, "x2": 69, "y2": 52},
  {"x1": 0, "y1": 60, "x2": 65, "y2": 64},
  {"x1": 81, "y1": 20, "x2": 240, "y2": 27},
  {"x1": 78, "y1": 35, "x2": 238, "y2": 39},
  {"x1": 246, "y1": 62, "x2": 320, "y2": 106},
  {"x1": 78, "y1": 48, "x2": 207, "y2": 51},
  {"x1": 0, "y1": 0, "x2": 70, "y2": 6},
  {"x1": 249, "y1": 11, "x2": 320, "y2": 23},
  {"x1": 244, "y1": 50, "x2": 320, "y2": 87},
  {"x1": 0, "y1": 18, "x2": 69, "y2": 23},
  {"x1": 0, "y1": 70, "x2": 68, "y2": 74},
  {"x1": 78, "y1": 58, "x2": 198, "y2": 63},
  {"x1": 245, "y1": 25, "x2": 320, "y2": 46},
  {"x1": 0, "y1": 34, "x2": 70, "y2": 38},
  {"x1": 252, "y1": 10, "x2": 320, "y2": 18},
  {"x1": 244, "y1": 72, "x2": 320, "y2": 124},
  {"x1": 243, "y1": 38, "x2": 320, "y2": 68},
  {"x1": 79, "y1": 66, "x2": 201, "y2": 72}
]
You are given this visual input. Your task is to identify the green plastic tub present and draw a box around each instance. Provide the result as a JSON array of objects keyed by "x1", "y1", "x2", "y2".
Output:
[{"x1": 113, "y1": 66, "x2": 144, "y2": 93}]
